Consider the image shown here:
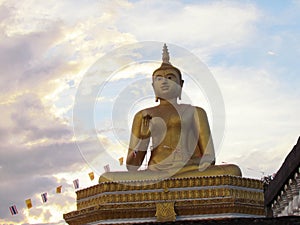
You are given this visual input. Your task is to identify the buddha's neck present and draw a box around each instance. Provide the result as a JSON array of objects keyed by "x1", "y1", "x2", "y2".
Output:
[{"x1": 159, "y1": 98, "x2": 178, "y2": 106}]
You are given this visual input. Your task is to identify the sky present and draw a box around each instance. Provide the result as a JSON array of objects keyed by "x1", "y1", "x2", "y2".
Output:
[{"x1": 0, "y1": 0, "x2": 300, "y2": 224}]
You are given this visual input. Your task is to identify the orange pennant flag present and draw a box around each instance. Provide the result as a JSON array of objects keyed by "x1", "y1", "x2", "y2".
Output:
[
  {"x1": 88, "y1": 172, "x2": 94, "y2": 181},
  {"x1": 119, "y1": 157, "x2": 124, "y2": 166},
  {"x1": 56, "y1": 185, "x2": 62, "y2": 194},
  {"x1": 25, "y1": 199, "x2": 32, "y2": 209}
]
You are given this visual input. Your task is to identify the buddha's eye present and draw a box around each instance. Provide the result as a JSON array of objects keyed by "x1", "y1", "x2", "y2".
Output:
[
  {"x1": 155, "y1": 76, "x2": 163, "y2": 81},
  {"x1": 166, "y1": 74, "x2": 176, "y2": 80}
]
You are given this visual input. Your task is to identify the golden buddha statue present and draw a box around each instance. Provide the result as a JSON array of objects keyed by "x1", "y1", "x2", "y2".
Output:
[{"x1": 99, "y1": 44, "x2": 241, "y2": 182}]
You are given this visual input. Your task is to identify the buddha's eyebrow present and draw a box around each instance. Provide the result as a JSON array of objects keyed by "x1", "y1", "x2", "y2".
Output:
[{"x1": 166, "y1": 73, "x2": 176, "y2": 76}]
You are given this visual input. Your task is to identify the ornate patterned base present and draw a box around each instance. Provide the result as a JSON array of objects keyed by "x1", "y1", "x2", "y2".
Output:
[{"x1": 64, "y1": 176, "x2": 264, "y2": 225}]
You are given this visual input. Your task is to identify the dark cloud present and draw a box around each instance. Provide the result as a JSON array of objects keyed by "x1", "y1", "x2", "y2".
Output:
[
  {"x1": 0, "y1": 1, "x2": 136, "y2": 223},
  {"x1": 11, "y1": 93, "x2": 71, "y2": 141},
  {"x1": 0, "y1": 26, "x2": 61, "y2": 92},
  {"x1": 0, "y1": 93, "x2": 71, "y2": 145},
  {"x1": 0, "y1": 5, "x2": 83, "y2": 222},
  {"x1": 0, "y1": 139, "x2": 99, "y2": 221},
  {"x1": 0, "y1": 169, "x2": 76, "y2": 221},
  {"x1": 0, "y1": 91, "x2": 102, "y2": 222},
  {"x1": 0, "y1": 142, "x2": 82, "y2": 179},
  {"x1": 0, "y1": 91, "x2": 101, "y2": 179},
  {"x1": 0, "y1": 175, "x2": 56, "y2": 221},
  {"x1": 0, "y1": 136, "x2": 99, "y2": 221}
]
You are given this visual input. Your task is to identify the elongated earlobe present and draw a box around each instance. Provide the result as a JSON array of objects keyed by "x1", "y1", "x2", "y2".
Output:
[
  {"x1": 179, "y1": 80, "x2": 184, "y2": 100},
  {"x1": 152, "y1": 82, "x2": 158, "y2": 102}
]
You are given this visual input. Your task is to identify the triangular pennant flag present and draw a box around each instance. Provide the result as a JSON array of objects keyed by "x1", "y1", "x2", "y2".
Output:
[
  {"x1": 119, "y1": 157, "x2": 124, "y2": 166},
  {"x1": 88, "y1": 172, "x2": 94, "y2": 181},
  {"x1": 41, "y1": 192, "x2": 48, "y2": 203},
  {"x1": 73, "y1": 179, "x2": 79, "y2": 189},
  {"x1": 9, "y1": 205, "x2": 18, "y2": 215},
  {"x1": 104, "y1": 164, "x2": 110, "y2": 172},
  {"x1": 25, "y1": 199, "x2": 32, "y2": 209},
  {"x1": 56, "y1": 185, "x2": 62, "y2": 194}
]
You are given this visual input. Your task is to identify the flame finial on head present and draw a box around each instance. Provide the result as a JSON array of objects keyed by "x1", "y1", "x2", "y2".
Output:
[
  {"x1": 162, "y1": 43, "x2": 170, "y2": 64},
  {"x1": 153, "y1": 43, "x2": 184, "y2": 102},
  {"x1": 153, "y1": 43, "x2": 182, "y2": 76}
]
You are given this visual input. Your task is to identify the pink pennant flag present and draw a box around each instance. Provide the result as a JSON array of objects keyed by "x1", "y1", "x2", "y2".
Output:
[
  {"x1": 73, "y1": 179, "x2": 79, "y2": 189},
  {"x1": 41, "y1": 192, "x2": 48, "y2": 203},
  {"x1": 9, "y1": 205, "x2": 18, "y2": 215}
]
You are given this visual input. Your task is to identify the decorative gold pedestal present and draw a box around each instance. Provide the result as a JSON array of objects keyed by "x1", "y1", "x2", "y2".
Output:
[
  {"x1": 64, "y1": 176, "x2": 264, "y2": 225},
  {"x1": 155, "y1": 201, "x2": 176, "y2": 222}
]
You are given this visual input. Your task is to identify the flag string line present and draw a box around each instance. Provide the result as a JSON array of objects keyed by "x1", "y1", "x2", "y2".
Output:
[{"x1": 6, "y1": 157, "x2": 125, "y2": 217}]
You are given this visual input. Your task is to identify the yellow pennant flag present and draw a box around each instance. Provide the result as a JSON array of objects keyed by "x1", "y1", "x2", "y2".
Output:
[
  {"x1": 56, "y1": 185, "x2": 62, "y2": 194},
  {"x1": 25, "y1": 199, "x2": 32, "y2": 209},
  {"x1": 119, "y1": 157, "x2": 124, "y2": 166},
  {"x1": 89, "y1": 172, "x2": 94, "y2": 181}
]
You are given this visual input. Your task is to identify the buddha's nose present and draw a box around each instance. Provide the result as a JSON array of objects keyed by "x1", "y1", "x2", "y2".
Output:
[{"x1": 162, "y1": 77, "x2": 168, "y2": 83}]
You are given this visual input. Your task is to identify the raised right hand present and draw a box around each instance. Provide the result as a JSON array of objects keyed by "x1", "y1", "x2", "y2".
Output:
[{"x1": 140, "y1": 112, "x2": 152, "y2": 138}]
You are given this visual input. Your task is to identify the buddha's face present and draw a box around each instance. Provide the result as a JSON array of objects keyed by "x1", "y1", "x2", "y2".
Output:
[{"x1": 152, "y1": 68, "x2": 183, "y2": 101}]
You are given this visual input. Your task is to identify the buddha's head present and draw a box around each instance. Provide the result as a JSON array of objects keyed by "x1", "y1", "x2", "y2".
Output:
[{"x1": 152, "y1": 44, "x2": 184, "y2": 102}]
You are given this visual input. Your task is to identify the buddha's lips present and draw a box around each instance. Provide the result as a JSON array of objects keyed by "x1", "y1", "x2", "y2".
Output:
[{"x1": 160, "y1": 85, "x2": 169, "y2": 90}]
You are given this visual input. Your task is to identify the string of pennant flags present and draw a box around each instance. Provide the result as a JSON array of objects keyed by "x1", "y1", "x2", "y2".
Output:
[{"x1": 8, "y1": 157, "x2": 124, "y2": 216}]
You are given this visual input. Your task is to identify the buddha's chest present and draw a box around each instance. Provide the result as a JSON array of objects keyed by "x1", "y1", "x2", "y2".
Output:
[{"x1": 149, "y1": 108, "x2": 194, "y2": 133}]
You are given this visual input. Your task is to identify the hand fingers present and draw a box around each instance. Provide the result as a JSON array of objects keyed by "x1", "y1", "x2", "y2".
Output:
[{"x1": 142, "y1": 114, "x2": 152, "y2": 127}]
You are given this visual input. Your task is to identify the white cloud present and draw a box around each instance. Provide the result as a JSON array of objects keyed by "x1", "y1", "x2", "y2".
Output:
[
  {"x1": 110, "y1": 62, "x2": 158, "y2": 81},
  {"x1": 267, "y1": 51, "x2": 276, "y2": 56},
  {"x1": 0, "y1": 0, "x2": 136, "y2": 100},
  {"x1": 212, "y1": 65, "x2": 300, "y2": 177},
  {"x1": 117, "y1": 1, "x2": 260, "y2": 50}
]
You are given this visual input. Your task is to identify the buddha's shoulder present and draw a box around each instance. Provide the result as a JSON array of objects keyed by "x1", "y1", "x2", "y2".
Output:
[
  {"x1": 194, "y1": 105, "x2": 207, "y2": 113},
  {"x1": 180, "y1": 104, "x2": 207, "y2": 113},
  {"x1": 133, "y1": 105, "x2": 207, "y2": 116},
  {"x1": 133, "y1": 106, "x2": 157, "y2": 117}
]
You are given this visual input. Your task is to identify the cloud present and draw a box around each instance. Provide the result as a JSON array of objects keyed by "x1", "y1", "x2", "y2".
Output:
[
  {"x1": 0, "y1": 93, "x2": 71, "y2": 146},
  {"x1": 0, "y1": 0, "x2": 136, "y2": 101},
  {"x1": 0, "y1": 0, "x2": 300, "y2": 224},
  {"x1": 267, "y1": 51, "x2": 276, "y2": 56},
  {"x1": 0, "y1": 176, "x2": 56, "y2": 219},
  {"x1": 116, "y1": 1, "x2": 260, "y2": 50},
  {"x1": 0, "y1": 137, "x2": 98, "y2": 222},
  {"x1": 212, "y1": 65, "x2": 300, "y2": 177},
  {"x1": 0, "y1": 91, "x2": 91, "y2": 222},
  {"x1": 0, "y1": 19, "x2": 69, "y2": 95}
]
